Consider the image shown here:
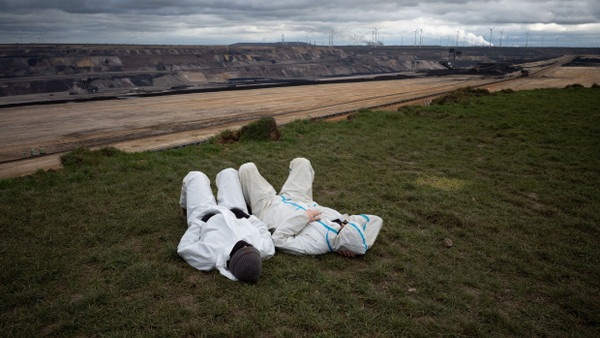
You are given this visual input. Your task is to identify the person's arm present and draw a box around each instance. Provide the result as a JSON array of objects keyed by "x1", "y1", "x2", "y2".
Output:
[
  {"x1": 248, "y1": 215, "x2": 276, "y2": 259},
  {"x1": 177, "y1": 221, "x2": 221, "y2": 271},
  {"x1": 271, "y1": 212, "x2": 312, "y2": 248}
]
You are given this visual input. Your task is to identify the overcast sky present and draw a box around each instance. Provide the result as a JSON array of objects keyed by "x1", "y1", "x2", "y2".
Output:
[{"x1": 1, "y1": 0, "x2": 598, "y2": 47}]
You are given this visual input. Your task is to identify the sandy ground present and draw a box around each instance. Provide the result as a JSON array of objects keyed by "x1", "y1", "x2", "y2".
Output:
[{"x1": 1, "y1": 58, "x2": 598, "y2": 179}]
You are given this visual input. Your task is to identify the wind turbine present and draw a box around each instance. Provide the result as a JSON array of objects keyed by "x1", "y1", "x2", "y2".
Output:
[
  {"x1": 455, "y1": 27, "x2": 461, "y2": 47},
  {"x1": 488, "y1": 27, "x2": 495, "y2": 47},
  {"x1": 414, "y1": 28, "x2": 418, "y2": 47}
]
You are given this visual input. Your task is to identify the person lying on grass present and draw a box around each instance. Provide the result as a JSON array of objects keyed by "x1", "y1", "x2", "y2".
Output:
[
  {"x1": 239, "y1": 157, "x2": 382, "y2": 257},
  {"x1": 178, "y1": 168, "x2": 275, "y2": 283}
]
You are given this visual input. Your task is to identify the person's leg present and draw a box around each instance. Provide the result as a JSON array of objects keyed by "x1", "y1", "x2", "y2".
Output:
[
  {"x1": 181, "y1": 171, "x2": 217, "y2": 227},
  {"x1": 215, "y1": 168, "x2": 249, "y2": 213},
  {"x1": 238, "y1": 162, "x2": 277, "y2": 219},
  {"x1": 280, "y1": 157, "x2": 315, "y2": 203}
]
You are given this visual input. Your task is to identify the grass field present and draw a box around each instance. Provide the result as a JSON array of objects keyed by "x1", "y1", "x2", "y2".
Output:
[{"x1": 1, "y1": 87, "x2": 599, "y2": 336}]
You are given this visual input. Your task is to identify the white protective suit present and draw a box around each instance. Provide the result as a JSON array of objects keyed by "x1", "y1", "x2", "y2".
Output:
[
  {"x1": 239, "y1": 158, "x2": 383, "y2": 256},
  {"x1": 177, "y1": 168, "x2": 275, "y2": 281}
]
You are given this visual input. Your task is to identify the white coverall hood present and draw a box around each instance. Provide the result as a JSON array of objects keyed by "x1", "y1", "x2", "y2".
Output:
[{"x1": 330, "y1": 222, "x2": 368, "y2": 255}]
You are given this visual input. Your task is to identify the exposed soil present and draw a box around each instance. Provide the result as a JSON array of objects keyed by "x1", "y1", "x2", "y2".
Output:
[{"x1": 1, "y1": 53, "x2": 599, "y2": 179}]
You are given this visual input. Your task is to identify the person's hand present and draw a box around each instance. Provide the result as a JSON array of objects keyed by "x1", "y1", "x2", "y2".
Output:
[
  {"x1": 305, "y1": 209, "x2": 322, "y2": 222},
  {"x1": 338, "y1": 250, "x2": 356, "y2": 258}
]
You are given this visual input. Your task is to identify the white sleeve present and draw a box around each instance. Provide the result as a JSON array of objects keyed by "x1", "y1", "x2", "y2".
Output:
[
  {"x1": 271, "y1": 212, "x2": 311, "y2": 252},
  {"x1": 248, "y1": 215, "x2": 276, "y2": 260},
  {"x1": 177, "y1": 222, "x2": 220, "y2": 271},
  {"x1": 271, "y1": 223, "x2": 332, "y2": 255}
]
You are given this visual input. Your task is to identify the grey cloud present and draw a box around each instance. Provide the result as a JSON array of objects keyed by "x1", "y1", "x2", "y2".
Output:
[
  {"x1": 0, "y1": 0, "x2": 598, "y2": 46},
  {"x1": 1, "y1": 0, "x2": 597, "y2": 24}
]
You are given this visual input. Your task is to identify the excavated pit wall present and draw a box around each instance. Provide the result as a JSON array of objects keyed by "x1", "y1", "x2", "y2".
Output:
[
  {"x1": 0, "y1": 44, "x2": 445, "y2": 96},
  {"x1": 1, "y1": 44, "x2": 597, "y2": 97}
]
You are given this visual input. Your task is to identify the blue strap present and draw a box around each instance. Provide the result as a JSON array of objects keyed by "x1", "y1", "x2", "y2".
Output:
[
  {"x1": 348, "y1": 222, "x2": 368, "y2": 254},
  {"x1": 359, "y1": 214, "x2": 370, "y2": 230},
  {"x1": 280, "y1": 195, "x2": 306, "y2": 211},
  {"x1": 325, "y1": 231, "x2": 334, "y2": 252},
  {"x1": 317, "y1": 220, "x2": 338, "y2": 233}
]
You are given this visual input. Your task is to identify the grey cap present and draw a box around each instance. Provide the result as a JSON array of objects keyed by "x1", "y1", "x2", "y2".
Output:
[{"x1": 228, "y1": 245, "x2": 262, "y2": 283}]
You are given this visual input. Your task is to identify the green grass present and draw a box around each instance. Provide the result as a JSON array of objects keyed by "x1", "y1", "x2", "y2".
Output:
[{"x1": 1, "y1": 87, "x2": 599, "y2": 336}]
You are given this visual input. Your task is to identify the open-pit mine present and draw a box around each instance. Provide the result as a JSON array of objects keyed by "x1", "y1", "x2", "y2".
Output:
[{"x1": 1, "y1": 43, "x2": 600, "y2": 178}]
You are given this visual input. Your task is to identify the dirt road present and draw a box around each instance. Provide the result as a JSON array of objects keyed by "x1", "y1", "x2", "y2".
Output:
[{"x1": 1, "y1": 57, "x2": 598, "y2": 179}]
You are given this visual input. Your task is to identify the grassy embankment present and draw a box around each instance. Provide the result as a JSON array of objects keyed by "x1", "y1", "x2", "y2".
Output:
[{"x1": 1, "y1": 87, "x2": 599, "y2": 336}]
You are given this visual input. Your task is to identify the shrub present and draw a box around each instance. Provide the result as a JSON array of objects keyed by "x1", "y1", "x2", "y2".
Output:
[
  {"x1": 239, "y1": 116, "x2": 281, "y2": 142},
  {"x1": 432, "y1": 87, "x2": 492, "y2": 105},
  {"x1": 565, "y1": 83, "x2": 584, "y2": 89},
  {"x1": 214, "y1": 116, "x2": 281, "y2": 144}
]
